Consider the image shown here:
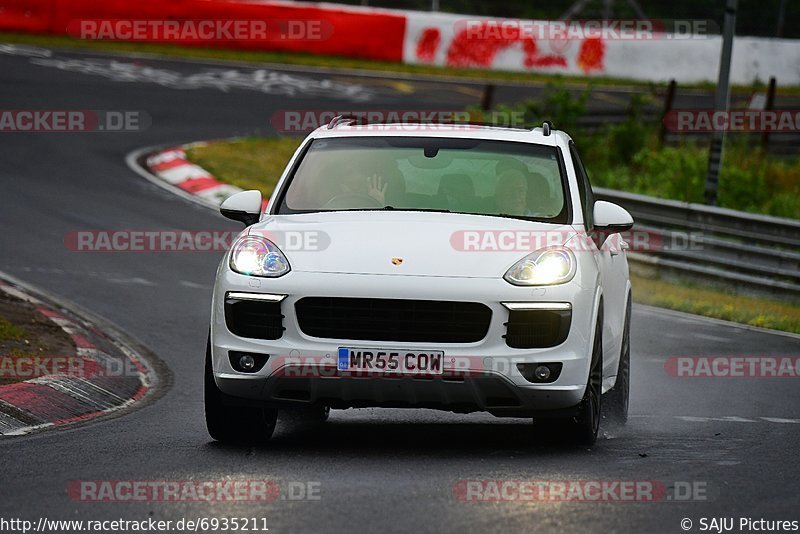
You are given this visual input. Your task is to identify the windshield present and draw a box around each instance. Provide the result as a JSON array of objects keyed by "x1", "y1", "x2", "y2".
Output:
[{"x1": 276, "y1": 136, "x2": 569, "y2": 222}]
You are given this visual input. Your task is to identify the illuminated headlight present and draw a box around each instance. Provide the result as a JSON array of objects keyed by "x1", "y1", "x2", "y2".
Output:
[
  {"x1": 504, "y1": 247, "x2": 576, "y2": 286},
  {"x1": 229, "y1": 236, "x2": 290, "y2": 278}
]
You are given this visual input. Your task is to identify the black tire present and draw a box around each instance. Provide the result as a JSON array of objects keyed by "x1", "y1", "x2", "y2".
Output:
[
  {"x1": 569, "y1": 308, "x2": 603, "y2": 446},
  {"x1": 603, "y1": 294, "x2": 631, "y2": 425},
  {"x1": 281, "y1": 403, "x2": 330, "y2": 429},
  {"x1": 205, "y1": 336, "x2": 277, "y2": 443}
]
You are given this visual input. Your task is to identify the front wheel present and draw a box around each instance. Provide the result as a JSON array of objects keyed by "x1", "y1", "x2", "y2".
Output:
[
  {"x1": 570, "y1": 310, "x2": 603, "y2": 445},
  {"x1": 205, "y1": 336, "x2": 277, "y2": 443},
  {"x1": 603, "y1": 294, "x2": 631, "y2": 425},
  {"x1": 533, "y1": 310, "x2": 603, "y2": 446}
]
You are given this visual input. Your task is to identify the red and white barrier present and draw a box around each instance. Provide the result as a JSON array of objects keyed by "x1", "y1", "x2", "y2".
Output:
[
  {"x1": 401, "y1": 10, "x2": 800, "y2": 84},
  {"x1": 1, "y1": 1, "x2": 798, "y2": 84},
  {"x1": 0, "y1": 280, "x2": 152, "y2": 436},
  {"x1": 403, "y1": 12, "x2": 604, "y2": 76},
  {"x1": 146, "y1": 145, "x2": 243, "y2": 206},
  {"x1": 0, "y1": 0, "x2": 406, "y2": 62}
]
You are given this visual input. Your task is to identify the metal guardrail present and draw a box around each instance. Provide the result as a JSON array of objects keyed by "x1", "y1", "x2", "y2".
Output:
[{"x1": 594, "y1": 187, "x2": 800, "y2": 299}]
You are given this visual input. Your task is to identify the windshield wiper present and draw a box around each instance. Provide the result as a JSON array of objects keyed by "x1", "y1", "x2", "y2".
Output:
[
  {"x1": 383, "y1": 207, "x2": 452, "y2": 213},
  {"x1": 495, "y1": 213, "x2": 542, "y2": 221}
]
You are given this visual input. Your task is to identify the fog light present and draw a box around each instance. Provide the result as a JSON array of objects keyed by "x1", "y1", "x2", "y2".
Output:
[
  {"x1": 228, "y1": 351, "x2": 269, "y2": 373},
  {"x1": 516, "y1": 362, "x2": 562, "y2": 384},
  {"x1": 239, "y1": 354, "x2": 256, "y2": 371},
  {"x1": 534, "y1": 365, "x2": 551, "y2": 381}
]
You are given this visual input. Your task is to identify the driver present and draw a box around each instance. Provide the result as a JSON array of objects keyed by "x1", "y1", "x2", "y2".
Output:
[
  {"x1": 336, "y1": 170, "x2": 388, "y2": 205},
  {"x1": 330, "y1": 160, "x2": 403, "y2": 207}
]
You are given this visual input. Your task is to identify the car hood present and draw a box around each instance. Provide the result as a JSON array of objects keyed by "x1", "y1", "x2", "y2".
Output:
[{"x1": 248, "y1": 211, "x2": 577, "y2": 278}]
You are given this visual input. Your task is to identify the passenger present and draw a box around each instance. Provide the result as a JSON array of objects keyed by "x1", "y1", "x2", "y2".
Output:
[
  {"x1": 526, "y1": 171, "x2": 557, "y2": 216},
  {"x1": 495, "y1": 157, "x2": 528, "y2": 176},
  {"x1": 494, "y1": 169, "x2": 528, "y2": 216}
]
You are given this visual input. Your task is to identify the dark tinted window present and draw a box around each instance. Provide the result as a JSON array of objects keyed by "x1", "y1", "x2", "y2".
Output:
[{"x1": 276, "y1": 137, "x2": 570, "y2": 223}]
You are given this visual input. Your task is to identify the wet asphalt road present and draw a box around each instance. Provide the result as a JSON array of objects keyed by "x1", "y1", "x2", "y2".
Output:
[{"x1": 0, "y1": 45, "x2": 799, "y2": 533}]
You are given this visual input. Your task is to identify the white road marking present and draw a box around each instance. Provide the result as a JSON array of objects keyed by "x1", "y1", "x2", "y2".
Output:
[
  {"x1": 693, "y1": 333, "x2": 732, "y2": 343},
  {"x1": 105, "y1": 276, "x2": 156, "y2": 286},
  {"x1": 0, "y1": 43, "x2": 52, "y2": 58},
  {"x1": 760, "y1": 417, "x2": 800, "y2": 424},
  {"x1": 677, "y1": 415, "x2": 757, "y2": 423},
  {"x1": 30, "y1": 57, "x2": 374, "y2": 101},
  {"x1": 632, "y1": 415, "x2": 800, "y2": 424}
]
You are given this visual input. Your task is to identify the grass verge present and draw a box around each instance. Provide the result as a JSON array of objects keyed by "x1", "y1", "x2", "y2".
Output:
[
  {"x1": 185, "y1": 136, "x2": 800, "y2": 334},
  {"x1": 185, "y1": 137, "x2": 301, "y2": 196},
  {"x1": 630, "y1": 273, "x2": 800, "y2": 334},
  {"x1": 0, "y1": 318, "x2": 25, "y2": 343},
  {"x1": 0, "y1": 291, "x2": 77, "y2": 386}
]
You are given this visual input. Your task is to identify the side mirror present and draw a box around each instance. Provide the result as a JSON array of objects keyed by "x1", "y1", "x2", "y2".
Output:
[
  {"x1": 593, "y1": 201, "x2": 634, "y2": 233},
  {"x1": 220, "y1": 190, "x2": 262, "y2": 227}
]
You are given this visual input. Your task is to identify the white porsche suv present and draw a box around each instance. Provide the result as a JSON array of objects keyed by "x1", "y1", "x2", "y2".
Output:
[{"x1": 206, "y1": 119, "x2": 633, "y2": 445}]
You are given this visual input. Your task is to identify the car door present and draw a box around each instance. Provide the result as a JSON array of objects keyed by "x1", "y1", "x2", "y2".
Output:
[{"x1": 569, "y1": 142, "x2": 624, "y2": 380}]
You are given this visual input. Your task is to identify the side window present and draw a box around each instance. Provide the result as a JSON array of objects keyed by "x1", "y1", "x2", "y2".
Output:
[{"x1": 569, "y1": 141, "x2": 595, "y2": 229}]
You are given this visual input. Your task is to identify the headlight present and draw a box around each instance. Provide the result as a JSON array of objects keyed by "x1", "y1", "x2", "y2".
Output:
[
  {"x1": 504, "y1": 246, "x2": 576, "y2": 286},
  {"x1": 229, "y1": 235, "x2": 290, "y2": 277}
]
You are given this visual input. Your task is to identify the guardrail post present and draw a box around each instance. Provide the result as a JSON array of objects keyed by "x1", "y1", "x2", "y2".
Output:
[
  {"x1": 761, "y1": 76, "x2": 776, "y2": 150},
  {"x1": 705, "y1": 0, "x2": 737, "y2": 206},
  {"x1": 659, "y1": 79, "x2": 677, "y2": 147},
  {"x1": 480, "y1": 84, "x2": 495, "y2": 112}
]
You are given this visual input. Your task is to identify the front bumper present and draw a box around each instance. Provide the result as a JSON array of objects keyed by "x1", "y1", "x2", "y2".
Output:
[{"x1": 211, "y1": 270, "x2": 596, "y2": 416}]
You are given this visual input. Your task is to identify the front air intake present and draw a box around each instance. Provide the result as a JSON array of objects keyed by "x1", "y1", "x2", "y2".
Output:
[
  {"x1": 225, "y1": 297, "x2": 284, "y2": 340},
  {"x1": 504, "y1": 309, "x2": 571, "y2": 348}
]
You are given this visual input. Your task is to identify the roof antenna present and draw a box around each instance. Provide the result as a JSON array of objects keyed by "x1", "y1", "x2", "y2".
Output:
[
  {"x1": 327, "y1": 115, "x2": 357, "y2": 129},
  {"x1": 541, "y1": 121, "x2": 553, "y2": 136}
]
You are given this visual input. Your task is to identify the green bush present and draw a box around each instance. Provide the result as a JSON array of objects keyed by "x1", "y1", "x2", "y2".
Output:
[
  {"x1": 604, "y1": 94, "x2": 650, "y2": 166},
  {"x1": 589, "y1": 144, "x2": 705, "y2": 202},
  {"x1": 489, "y1": 82, "x2": 799, "y2": 218},
  {"x1": 471, "y1": 82, "x2": 588, "y2": 133}
]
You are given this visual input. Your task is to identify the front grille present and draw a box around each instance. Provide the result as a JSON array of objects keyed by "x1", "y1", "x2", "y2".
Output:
[
  {"x1": 225, "y1": 298, "x2": 284, "y2": 340},
  {"x1": 295, "y1": 297, "x2": 492, "y2": 343},
  {"x1": 504, "y1": 309, "x2": 571, "y2": 348}
]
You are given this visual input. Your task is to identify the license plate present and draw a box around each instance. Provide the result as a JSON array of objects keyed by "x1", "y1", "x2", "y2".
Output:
[{"x1": 338, "y1": 347, "x2": 444, "y2": 375}]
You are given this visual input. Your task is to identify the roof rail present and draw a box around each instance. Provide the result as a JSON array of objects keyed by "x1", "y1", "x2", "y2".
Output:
[
  {"x1": 540, "y1": 121, "x2": 553, "y2": 136},
  {"x1": 325, "y1": 115, "x2": 538, "y2": 130}
]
